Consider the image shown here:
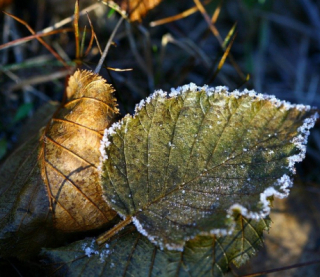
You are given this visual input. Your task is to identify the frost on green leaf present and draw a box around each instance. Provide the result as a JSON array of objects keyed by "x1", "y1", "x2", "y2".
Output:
[
  {"x1": 42, "y1": 215, "x2": 270, "y2": 277},
  {"x1": 100, "y1": 84, "x2": 318, "y2": 251}
]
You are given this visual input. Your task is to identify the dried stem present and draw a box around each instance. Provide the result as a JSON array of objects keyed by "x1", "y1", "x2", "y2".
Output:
[
  {"x1": 209, "y1": 32, "x2": 237, "y2": 83},
  {"x1": 3, "y1": 11, "x2": 68, "y2": 68},
  {"x1": 96, "y1": 216, "x2": 133, "y2": 245},
  {"x1": 74, "y1": 0, "x2": 80, "y2": 59}
]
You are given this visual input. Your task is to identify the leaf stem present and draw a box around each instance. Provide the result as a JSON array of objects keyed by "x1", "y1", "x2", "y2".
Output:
[{"x1": 96, "y1": 216, "x2": 133, "y2": 245}]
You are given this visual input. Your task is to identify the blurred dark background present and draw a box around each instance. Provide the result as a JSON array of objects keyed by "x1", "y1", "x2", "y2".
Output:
[{"x1": 0, "y1": 0, "x2": 320, "y2": 276}]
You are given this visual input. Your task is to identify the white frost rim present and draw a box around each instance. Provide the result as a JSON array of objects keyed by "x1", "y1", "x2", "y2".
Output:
[{"x1": 99, "y1": 83, "x2": 319, "y2": 251}]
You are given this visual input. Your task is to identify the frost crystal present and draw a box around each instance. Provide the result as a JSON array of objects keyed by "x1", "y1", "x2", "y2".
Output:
[
  {"x1": 132, "y1": 216, "x2": 160, "y2": 246},
  {"x1": 84, "y1": 247, "x2": 99, "y2": 257},
  {"x1": 209, "y1": 226, "x2": 232, "y2": 236},
  {"x1": 81, "y1": 239, "x2": 113, "y2": 262},
  {"x1": 136, "y1": 89, "x2": 168, "y2": 111},
  {"x1": 166, "y1": 83, "x2": 311, "y2": 116},
  {"x1": 99, "y1": 120, "x2": 125, "y2": 169},
  {"x1": 132, "y1": 216, "x2": 185, "y2": 251},
  {"x1": 229, "y1": 174, "x2": 293, "y2": 219},
  {"x1": 82, "y1": 240, "x2": 99, "y2": 258},
  {"x1": 288, "y1": 113, "x2": 319, "y2": 172},
  {"x1": 169, "y1": 86, "x2": 182, "y2": 97},
  {"x1": 152, "y1": 89, "x2": 167, "y2": 99},
  {"x1": 99, "y1": 248, "x2": 113, "y2": 263},
  {"x1": 135, "y1": 99, "x2": 145, "y2": 112}
]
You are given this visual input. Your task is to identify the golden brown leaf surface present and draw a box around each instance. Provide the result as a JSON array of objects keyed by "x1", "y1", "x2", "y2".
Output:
[
  {"x1": 105, "y1": 0, "x2": 162, "y2": 22},
  {"x1": 40, "y1": 70, "x2": 119, "y2": 232}
]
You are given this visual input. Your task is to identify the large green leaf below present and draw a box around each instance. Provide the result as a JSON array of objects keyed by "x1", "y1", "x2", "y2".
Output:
[
  {"x1": 0, "y1": 102, "x2": 64, "y2": 259},
  {"x1": 42, "y1": 214, "x2": 270, "y2": 277},
  {"x1": 100, "y1": 84, "x2": 318, "y2": 250}
]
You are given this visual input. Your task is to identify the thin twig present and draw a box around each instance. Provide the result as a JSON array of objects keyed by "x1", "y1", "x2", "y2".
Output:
[
  {"x1": 3, "y1": 11, "x2": 68, "y2": 67},
  {"x1": 192, "y1": 0, "x2": 246, "y2": 80},
  {"x1": 150, "y1": 0, "x2": 212, "y2": 27},
  {"x1": 211, "y1": 0, "x2": 223, "y2": 24},
  {"x1": 8, "y1": 70, "x2": 71, "y2": 92},
  {"x1": 240, "y1": 259, "x2": 320, "y2": 277},
  {"x1": 2, "y1": 70, "x2": 51, "y2": 101},
  {"x1": 0, "y1": 28, "x2": 74, "y2": 51},
  {"x1": 95, "y1": 16, "x2": 124, "y2": 74},
  {"x1": 74, "y1": 0, "x2": 80, "y2": 59},
  {"x1": 193, "y1": 0, "x2": 223, "y2": 44},
  {"x1": 84, "y1": 13, "x2": 97, "y2": 57},
  {"x1": 42, "y1": 3, "x2": 101, "y2": 34},
  {"x1": 209, "y1": 32, "x2": 237, "y2": 83}
]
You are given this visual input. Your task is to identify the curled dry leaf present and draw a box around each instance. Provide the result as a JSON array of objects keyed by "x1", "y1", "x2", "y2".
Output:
[
  {"x1": 104, "y1": 0, "x2": 162, "y2": 22},
  {"x1": 0, "y1": 70, "x2": 119, "y2": 258},
  {"x1": 39, "y1": 70, "x2": 119, "y2": 232}
]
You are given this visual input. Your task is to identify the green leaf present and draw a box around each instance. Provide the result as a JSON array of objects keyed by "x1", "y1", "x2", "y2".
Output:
[
  {"x1": 42, "y1": 215, "x2": 270, "y2": 277},
  {"x1": 13, "y1": 102, "x2": 33, "y2": 123},
  {"x1": 107, "y1": 8, "x2": 116, "y2": 18},
  {"x1": 0, "y1": 138, "x2": 7, "y2": 160},
  {"x1": 0, "y1": 102, "x2": 62, "y2": 259},
  {"x1": 0, "y1": 131, "x2": 58, "y2": 259},
  {"x1": 100, "y1": 84, "x2": 318, "y2": 250}
]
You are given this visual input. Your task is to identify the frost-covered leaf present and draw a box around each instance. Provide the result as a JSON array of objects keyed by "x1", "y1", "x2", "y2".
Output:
[
  {"x1": 42, "y1": 214, "x2": 269, "y2": 277},
  {"x1": 100, "y1": 84, "x2": 318, "y2": 250}
]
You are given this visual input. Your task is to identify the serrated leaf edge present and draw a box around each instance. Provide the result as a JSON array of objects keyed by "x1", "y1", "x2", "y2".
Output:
[{"x1": 99, "y1": 83, "x2": 318, "y2": 250}]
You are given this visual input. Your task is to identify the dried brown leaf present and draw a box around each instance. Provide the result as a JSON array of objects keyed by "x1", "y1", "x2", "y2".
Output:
[
  {"x1": 105, "y1": 0, "x2": 162, "y2": 22},
  {"x1": 0, "y1": 70, "x2": 119, "y2": 258},
  {"x1": 40, "y1": 70, "x2": 119, "y2": 232}
]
